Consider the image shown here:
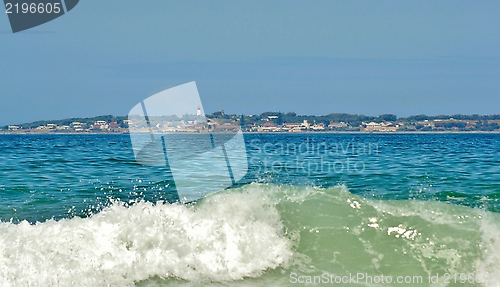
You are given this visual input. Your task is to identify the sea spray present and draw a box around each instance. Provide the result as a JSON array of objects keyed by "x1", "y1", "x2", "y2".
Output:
[{"x1": 0, "y1": 186, "x2": 293, "y2": 286}]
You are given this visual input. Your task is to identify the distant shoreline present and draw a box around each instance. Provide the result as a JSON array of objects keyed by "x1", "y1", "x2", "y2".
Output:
[
  {"x1": 4, "y1": 113, "x2": 500, "y2": 133},
  {"x1": 2, "y1": 130, "x2": 499, "y2": 135}
]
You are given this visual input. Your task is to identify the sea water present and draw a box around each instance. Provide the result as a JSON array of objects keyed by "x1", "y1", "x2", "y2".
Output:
[{"x1": 0, "y1": 133, "x2": 499, "y2": 286}]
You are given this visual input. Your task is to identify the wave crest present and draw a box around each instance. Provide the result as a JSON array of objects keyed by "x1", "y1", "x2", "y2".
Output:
[{"x1": 0, "y1": 186, "x2": 293, "y2": 286}]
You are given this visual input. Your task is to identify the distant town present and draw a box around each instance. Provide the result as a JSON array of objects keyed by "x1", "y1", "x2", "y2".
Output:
[{"x1": 2, "y1": 111, "x2": 500, "y2": 134}]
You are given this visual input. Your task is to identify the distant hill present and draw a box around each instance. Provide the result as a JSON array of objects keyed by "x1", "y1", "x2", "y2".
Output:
[
  {"x1": 3, "y1": 112, "x2": 500, "y2": 132},
  {"x1": 5, "y1": 115, "x2": 128, "y2": 130}
]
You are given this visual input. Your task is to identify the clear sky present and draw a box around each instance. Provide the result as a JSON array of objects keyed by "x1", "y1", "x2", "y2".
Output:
[{"x1": 1, "y1": 1, "x2": 499, "y2": 125}]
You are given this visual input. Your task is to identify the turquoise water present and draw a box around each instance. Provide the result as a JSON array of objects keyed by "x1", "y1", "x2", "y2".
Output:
[{"x1": 0, "y1": 133, "x2": 500, "y2": 286}]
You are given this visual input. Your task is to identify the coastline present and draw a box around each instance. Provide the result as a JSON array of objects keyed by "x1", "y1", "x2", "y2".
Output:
[{"x1": 1, "y1": 130, "x2": 499, "y2": 135}]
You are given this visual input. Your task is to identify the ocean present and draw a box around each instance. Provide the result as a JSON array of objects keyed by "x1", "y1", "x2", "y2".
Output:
[{"x1": 0, "y1": 133, "x2": 499, "y2": 286}]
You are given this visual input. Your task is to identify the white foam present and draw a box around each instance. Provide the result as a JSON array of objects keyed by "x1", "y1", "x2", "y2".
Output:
[
  {"x1": 475, "y1": 212, "x2": 500, "y2": 287},
  {"x1": 0, "y1": 187, "x2": 293, "y2": 286}
]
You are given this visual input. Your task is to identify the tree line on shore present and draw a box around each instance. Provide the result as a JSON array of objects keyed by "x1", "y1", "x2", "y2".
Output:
[
  {"x1": 208, "y1": 111, "x2": 500, "y2": 131},
  {"x1": 3, "y1": 112, "x2": 500, "y2": 132}
]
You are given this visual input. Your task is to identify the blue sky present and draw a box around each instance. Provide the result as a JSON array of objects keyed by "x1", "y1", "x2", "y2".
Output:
[{"x1": 1, "y1": 1, "x2": 499, "y2": 125}]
